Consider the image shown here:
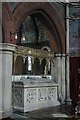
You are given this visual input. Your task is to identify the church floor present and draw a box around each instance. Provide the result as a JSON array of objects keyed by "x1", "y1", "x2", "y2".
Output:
[{"x1": 9, "y1": 104, "x2": 80, "y2": 120}]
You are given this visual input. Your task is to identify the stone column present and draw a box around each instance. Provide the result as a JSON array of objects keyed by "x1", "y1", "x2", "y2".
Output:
[
  {"x1": 61, "y1": 54, "x2": 66, "y2": 104},
  {"x1": 0, "y1": 43, "x2": 16, "y2": 119},
  {"x1": 55, "y1": 54, "x2": 62, "y2": 101},
  {"x1": 66, "y1": 3, "x2": 72, "y2": 104}
]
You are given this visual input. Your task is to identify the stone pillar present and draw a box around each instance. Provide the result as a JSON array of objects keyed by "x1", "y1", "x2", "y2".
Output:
[
  {"x1": 66, "y1": 55, "x2": 72, "y2": 104},
  {"x1": 55, "y1": 54, "x2": 62, "y2": 102},
  {"x1": 66, "y1": 3, "x2": 72, "y2": 104},
  {"x1": 61, "y1": 54, "x2": 66, "y2": 104},
  {"x1": 0, "y1": 43, "x2": 16, "y2": 119}
]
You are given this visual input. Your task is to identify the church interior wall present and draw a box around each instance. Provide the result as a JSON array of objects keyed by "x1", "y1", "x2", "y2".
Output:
[{"x1": 1, "y1": 2, "x2": 80, "y2": 119}]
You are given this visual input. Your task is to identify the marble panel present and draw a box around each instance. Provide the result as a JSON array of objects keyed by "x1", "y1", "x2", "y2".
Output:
[
  {"x1": 14, "y1": 88, "x2": 24, "y2": 107},
  {"x1": 38, "y1": 88, "x2": 47, "y2": 101},
  {"x1": 26, "y1": 88, "x2": 37, "y2": 103},
  {"x1": 48, "y1": 87, "x2": 57, "y2": 100}
]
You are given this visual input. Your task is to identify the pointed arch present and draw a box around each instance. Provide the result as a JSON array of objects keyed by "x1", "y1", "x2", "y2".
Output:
[
  {"x1": 12, "y1": 2, "x2": 65, "y2": 53},
  {"x1": 3, "y1": 2, "x2": 65, "y2": 53}
]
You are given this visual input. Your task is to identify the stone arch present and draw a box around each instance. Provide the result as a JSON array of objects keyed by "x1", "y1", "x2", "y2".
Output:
[
  {"x1": 3, "y1": 2, "x2": 65, "y2": 53},
  {"x1": 12, "y1": 2, "x2": 65, "y2": 53}
]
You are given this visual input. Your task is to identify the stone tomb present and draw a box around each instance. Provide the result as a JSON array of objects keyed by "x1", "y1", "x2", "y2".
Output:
[{"x1": 12, "y1": 76, "x2": 60, "y2": 112}]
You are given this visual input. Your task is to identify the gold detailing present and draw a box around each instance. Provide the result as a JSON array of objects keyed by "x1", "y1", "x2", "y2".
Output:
[{"x1": 14, "y1": 45, "x2": 54, "y2": 59}]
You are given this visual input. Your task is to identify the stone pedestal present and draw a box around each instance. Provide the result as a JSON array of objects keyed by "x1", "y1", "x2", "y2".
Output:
[
  {"x1": 13, "y1": 76, "x2": 60, "y2": 112},
  {"x1": 0, "y1": 43, "x2": 16, "y2": 119}
]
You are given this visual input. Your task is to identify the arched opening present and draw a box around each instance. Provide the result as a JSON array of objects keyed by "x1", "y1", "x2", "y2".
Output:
[
  {"x1": 11, "y1": 2, "x2": 65, "y2": 53},
  {"x1": 14, "y1": 8, "x2": 60, "y2": 75},
  {"x1": 10, "y1": 2, "x2": 66, "y2": 112},
  {"x1": 16, "y1": 12, "x2": 63, "y2": 53},
  {"x1": 11, "y1": 2, "x2": 65, "y2": 80}
]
